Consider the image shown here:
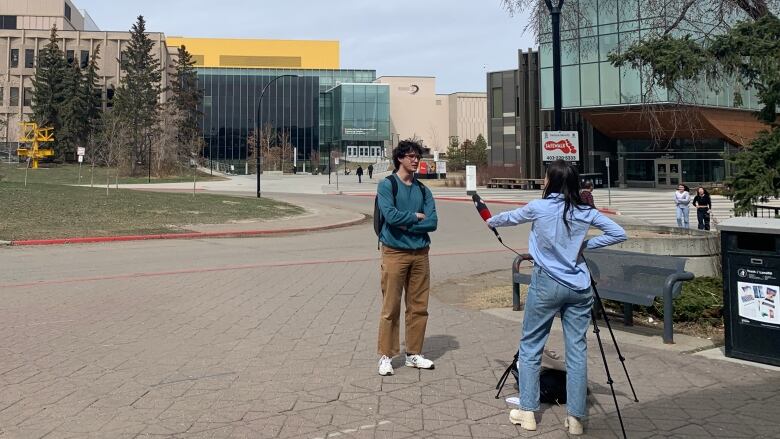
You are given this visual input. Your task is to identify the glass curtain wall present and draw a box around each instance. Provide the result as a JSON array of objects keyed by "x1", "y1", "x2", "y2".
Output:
[
  {"x1": 329, "y1": 83, "x2": 391, "y2": 162},
  {"x1": 539, "y1": 0, "x2": 760, "y2": 110},
  {"x1": 197, "y1": 68, "x2": 377, "y2": 173}
]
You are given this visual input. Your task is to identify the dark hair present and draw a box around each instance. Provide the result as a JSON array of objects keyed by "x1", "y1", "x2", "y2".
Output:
[
  {"x1": 392, "y1": 140, "x2": 424, "y2": 170},
  {"x1": 697, "y1": 186, "x2": 709, "y2": 195},
  {"x1": 583, "y1": 180, "x2": 593, "y2": 190},
  {"x1": 543, "y1": 160, "x2": 591, "y2": 232}
]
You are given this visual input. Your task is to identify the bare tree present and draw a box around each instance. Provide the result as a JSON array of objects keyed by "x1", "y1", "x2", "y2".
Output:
[
  {"x1": 246, "y1": 123, "x2": 277, "y2": 173},
  {"x1": 94, "y1": 111, "x2": 128, "y2": 196}
]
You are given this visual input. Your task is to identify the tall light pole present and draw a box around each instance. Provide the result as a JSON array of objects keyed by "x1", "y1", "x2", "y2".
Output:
[
  {"x1": 255, "y1": 74, "x2": 299, "y2": 198},
  {"x1": 544, "y1": 0, "x2": 565, "y2": 131}
]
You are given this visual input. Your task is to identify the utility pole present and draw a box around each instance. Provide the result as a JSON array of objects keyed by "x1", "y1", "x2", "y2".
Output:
[{"x1": 545, "y1": 0, "x2": 565, "y2": 131}]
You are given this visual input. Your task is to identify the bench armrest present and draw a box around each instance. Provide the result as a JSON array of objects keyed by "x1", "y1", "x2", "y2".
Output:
[{"x1": 662, "y1": 271, "x2": 695, "y2": 344}]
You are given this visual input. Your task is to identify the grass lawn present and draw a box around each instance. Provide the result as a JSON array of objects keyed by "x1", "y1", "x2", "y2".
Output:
[
  {"x1": 0, "y1": 162, "x2": 226, "y2": 186},
  {"x1": 0, "y1": 182, "x2": 304, "y2": 240}
]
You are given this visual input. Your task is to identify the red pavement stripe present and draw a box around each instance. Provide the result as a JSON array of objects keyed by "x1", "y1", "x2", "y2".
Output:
[
  {"x1": 0, "y1": 247, "x2": 525, "y2": 290},
  {"x1": 10, "y1": 217, "x2": 366, "y2": 247},
  {"x1": 342, "y1": 193, "x2": 619, "y2": 215}
]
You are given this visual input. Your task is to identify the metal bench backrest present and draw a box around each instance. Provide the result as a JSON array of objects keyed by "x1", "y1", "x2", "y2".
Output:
[{"x1": 513, "y1": 249, "x2": 688, "y2": 306}]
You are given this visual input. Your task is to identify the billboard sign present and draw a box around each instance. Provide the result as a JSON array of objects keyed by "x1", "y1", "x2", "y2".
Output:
[{"x1": 542, "y1": 131, "x2": 579, "y2": 162}]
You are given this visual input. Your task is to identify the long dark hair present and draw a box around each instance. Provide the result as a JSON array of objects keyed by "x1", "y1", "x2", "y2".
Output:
[{"x1": 542, "y1": 160, "x2": 592, "y2": 232}]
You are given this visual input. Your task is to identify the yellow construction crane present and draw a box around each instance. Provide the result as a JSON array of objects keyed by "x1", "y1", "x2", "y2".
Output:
[{"x1": 17, "y1": 122, "x2": 55, "y2": 169}]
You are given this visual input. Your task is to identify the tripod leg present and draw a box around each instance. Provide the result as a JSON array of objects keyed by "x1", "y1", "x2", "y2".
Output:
[
  {"x1": 495, "y1": 351, "x2": 520, "y2": 399},
  {"x1": 591, "y1": 308, "x2": 628, "y2": 439},
  {"x1": 592, "y1": 282, "x2": 639, "y2": 403}
]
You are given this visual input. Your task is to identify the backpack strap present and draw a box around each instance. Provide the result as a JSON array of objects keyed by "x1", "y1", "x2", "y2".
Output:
[{"x1": 377, "y1": 175, "x2": 399, "y2": 250}]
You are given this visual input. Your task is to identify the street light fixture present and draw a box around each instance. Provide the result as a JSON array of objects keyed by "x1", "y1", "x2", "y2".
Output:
[
  {"x1": 544, "y1": 0, "x2": 565, "y2": 131},
  {"x1": 255, "y1": 74, "x2": 300, "y2": 198}
]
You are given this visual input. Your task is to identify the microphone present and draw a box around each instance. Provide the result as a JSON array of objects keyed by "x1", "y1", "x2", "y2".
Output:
[{"x1": 472, "y1": 193, "x2": 500, "y2": 238}]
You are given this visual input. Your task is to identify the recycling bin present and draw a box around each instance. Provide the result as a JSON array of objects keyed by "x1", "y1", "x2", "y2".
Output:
[{"x1": 719, "y1": 217, "x2": 780, "y2": 366}]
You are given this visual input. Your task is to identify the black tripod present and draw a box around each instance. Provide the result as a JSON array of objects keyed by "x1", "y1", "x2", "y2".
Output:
[{"x1": 494, "y1": 256, "x2": 638, "y2": 439}]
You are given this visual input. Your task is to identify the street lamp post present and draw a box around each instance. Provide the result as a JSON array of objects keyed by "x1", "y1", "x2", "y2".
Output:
[
  {"x1": 255, "y1": 74, "x2": 300, "y2": 198},
  {"x1": 544, "y1": 0, "x2": 565, "y2": 131}
]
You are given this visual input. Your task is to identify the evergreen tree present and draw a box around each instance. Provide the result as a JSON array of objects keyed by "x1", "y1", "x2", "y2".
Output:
[
  {"x1": 81, "y1": 44, "x2": 103, "y2": 134},
  {"x1": 30, "y1": 26, "x2": 67, "y2": 157},
  {"x1": 471, "y1": 134, "x2": 489, "y2": 166},
  {"x1": 113, "y1": 16, "x2": 162, "y2": 176},
  {"x1": 446, "y1": 136, "x2": 463, "y2": 170},
  {"x1": 169, "y1": 45, "x2": 203, "y2": 159},
  {"x1": 59, "y1": 63, "x2": 86, "y2": 158}
]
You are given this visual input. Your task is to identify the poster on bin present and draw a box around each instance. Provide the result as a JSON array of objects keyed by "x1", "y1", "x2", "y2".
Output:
[
  {"x1": 737, "y1": 281, "x2": 779, "y2": 325},
  {"x1": 542, "y1": 131, "x2": 579, "y2": 162}
]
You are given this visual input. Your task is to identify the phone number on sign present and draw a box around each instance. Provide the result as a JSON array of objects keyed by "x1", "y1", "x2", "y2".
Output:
[{"x1": 544, "y1": 155, "x2": 577, "y2": 161}]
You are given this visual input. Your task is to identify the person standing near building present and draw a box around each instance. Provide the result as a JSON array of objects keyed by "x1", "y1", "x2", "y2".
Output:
[
  {"x1": 580, "y1": 180, "x2": 595, "y2": 207},
  {"x1": 693, "y1": 187, "x2": 712, "y2": 230},
  {"x1": 674, "y1": 184, "x2": 691, "y2": 228},
  {"x1": 368, "y1": 163, "x2": 374, "y2": 179},
  {"x1": 356, "y1": 165, "x2": 364, "y2": 183},
  {"x1": 376, "y1": 140, "x2": 438, "y2": 376},
  {"x1": 487, "y1": 160, "x2": 627, "y2": 435}
]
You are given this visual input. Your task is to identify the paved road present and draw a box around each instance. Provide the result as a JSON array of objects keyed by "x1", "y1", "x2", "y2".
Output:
[{"x1": 1, "y1": 194, "x2": 777, "y2": 438}]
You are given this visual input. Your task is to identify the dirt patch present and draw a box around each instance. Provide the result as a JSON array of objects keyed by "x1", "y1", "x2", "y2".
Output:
[{"x1": 432, "y1": 269, "x2": 526, "y2": 310}]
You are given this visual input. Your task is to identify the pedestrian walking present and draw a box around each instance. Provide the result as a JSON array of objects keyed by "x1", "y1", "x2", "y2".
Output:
[
  {"x1": 487, "y1": 160, "x2": 627, "y2": 435},
  {"x1": 376, "y1": 140, "x2": 438, "y2": 377},
  {"x1": 356, "y1": 165, "x2": 364, "y2": 183},
  {"x1": 693, "y1": 186, "x2": 712, "y2": 230},
  {"x1": 368, "y1": 163, "x2": 374, "y2": 179},
  {"x1": 674, "y1": 184, "x2": 691, "y2": 228},
  {"x1": 580, "y1": 180, "x2": 595, "y2": 207}
]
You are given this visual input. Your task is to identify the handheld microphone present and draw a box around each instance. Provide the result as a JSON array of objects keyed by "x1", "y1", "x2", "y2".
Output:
[{"x1": 472, "y1": 193, "x2": 500, "y2": 238}]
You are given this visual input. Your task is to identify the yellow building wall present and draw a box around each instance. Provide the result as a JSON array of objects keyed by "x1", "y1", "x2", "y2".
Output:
[{"x1": 166, "y1": 37, "x2": 339, "y2": 69}]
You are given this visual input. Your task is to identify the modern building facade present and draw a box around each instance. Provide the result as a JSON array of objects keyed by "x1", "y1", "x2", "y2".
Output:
[
  {"x1": 374, "y1": 76, "x2": 487, "y2": 154},
  {"x1": 197, "y1": 68, "x2": 389, "y2": 172},
  {"x1": 533, "y1": 0, "x2": 769, "y2": 187}
]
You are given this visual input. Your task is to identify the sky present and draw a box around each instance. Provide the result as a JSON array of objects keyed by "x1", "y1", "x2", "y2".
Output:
[{"x1": 74, "y1": 0, "x2": 537, "y2": 94}]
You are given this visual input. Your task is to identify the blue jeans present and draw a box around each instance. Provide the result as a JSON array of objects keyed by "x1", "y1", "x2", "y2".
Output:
[
  {"x1": 518, "y1": 267, "x2": 593, "y2": 418},
  {"x1": 676, "y1": 206, "x2": 690, "y2": 228}
]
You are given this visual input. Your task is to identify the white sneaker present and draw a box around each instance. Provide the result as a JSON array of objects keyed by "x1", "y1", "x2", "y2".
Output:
[
  {"x1": 509, "y1": 409, "x2": 537, "y2": 431},
  {"x1": 565, "y1": 415, "x2": 584, "y2": 435},
  {"x1": 378, "y1": 355, "x2": 394, "y2": 376},
  {"x1": 405, "y1": 354, "x2": 434, "y2": 369}
]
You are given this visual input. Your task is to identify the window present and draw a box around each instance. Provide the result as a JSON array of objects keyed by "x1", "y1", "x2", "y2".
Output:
[
  {"x1": 491, "y1": 87, "x2": 503, "y2": 118},
  {"x1": 0, "y1": 87, "x2": 3, "y2": 106},
  {"x1": 23, "y1": 88, "x2": 32, "y2": 107},
  {"x1": 10, "y1": 48, "x2": 18, "y2": 68},
  {"x1": 106, "y1": 87, "x2": 115, "y2": 107},
  {"x1": 80, "y1": 50, "x2": 89, "y2": 68},
  {"x1": 9, "y1": 87, "x2": 19, "y2": 106},
  {"x1": 66, "y1": 50, "x2": 74, "y2": 65},
  {"x1": 581, "y1": 63, "x2": 600, "y2": 106},
  {"x1": 562, "y1": 66, "x2": 581, "y2": 107},
  {"x1": 0, "y1": 15, "x2": 16, "y2": 29},
  {"x1": 64, "y1": 3, "x2": 72, "y2": 21},
  {"x1": 25, "y1": 49, "x2": 34, "y2": 68},
  {"x1": 600, "y1": 62, "x2": 620, "y2": 104}
]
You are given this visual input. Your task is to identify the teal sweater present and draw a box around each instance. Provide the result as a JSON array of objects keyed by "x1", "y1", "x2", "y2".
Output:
[{"x1": 377, "y1": 175, "x2": 438, "y2": 250}]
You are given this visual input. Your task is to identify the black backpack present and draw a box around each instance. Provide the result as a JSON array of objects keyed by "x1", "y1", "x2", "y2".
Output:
[{"x1": 373, "y1": 175, "x2": 427, "y2": 249}]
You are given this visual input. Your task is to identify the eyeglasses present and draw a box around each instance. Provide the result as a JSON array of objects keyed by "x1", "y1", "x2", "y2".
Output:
[{"x1": 403, "y1": 154, "x2": 421, "y2": 161}]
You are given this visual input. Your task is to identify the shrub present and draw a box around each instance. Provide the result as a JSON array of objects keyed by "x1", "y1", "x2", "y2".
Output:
[{"x1": 649, "y1": 276, "x2": 723, "y2": 325}]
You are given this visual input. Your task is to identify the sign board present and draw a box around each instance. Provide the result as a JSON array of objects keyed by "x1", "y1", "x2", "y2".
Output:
[
  {"x1": 435, "y1": 161, "x2": 447, "y2": 174},
  {"x1": 466, "y1": 165, "x2": 477, "y2": 194},
  {"x1": 334, "y1": 158, "x2": 340, "y2": 165},
  {"x1": 78, "y1": 155, "x2": 83, "y2": 163},
  {"x1": 606, "y1": 157, "x2": 610, "y2": 167},
  {"x1": 418, "y1": 161, "x2": 428, "y2": 174},
  {"x1": 433, "y1": 151, "x2": 439, "y2": 162},
  {"x1": 77, "y1": 147, "x2": 85, "y2": 156},
  {"x1": 541, "y1": 131, "x2": 579, "y2": 162}
]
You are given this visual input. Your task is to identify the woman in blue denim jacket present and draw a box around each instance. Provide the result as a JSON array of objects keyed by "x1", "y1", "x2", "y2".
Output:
[{"x1": 487, "y1": 160, "x2": 627, "y2": 435}]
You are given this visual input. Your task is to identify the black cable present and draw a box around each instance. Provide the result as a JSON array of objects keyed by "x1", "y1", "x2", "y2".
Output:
[{"x1": 492, "y1": 229, "x2": 524, "y2": 258}]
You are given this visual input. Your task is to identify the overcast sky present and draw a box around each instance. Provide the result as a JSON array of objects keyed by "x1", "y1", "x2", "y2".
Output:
[{"x1": 74, "y1": 0, "x2": 537, "y2": 94}]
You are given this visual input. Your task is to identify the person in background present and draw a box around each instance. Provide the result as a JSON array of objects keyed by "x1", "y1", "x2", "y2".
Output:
[
  {"x1": 693, "y1": 187, "x2": 712, "y2": 230},
  {"x1": 368, "y1": 163, "x2": 374, "y2": 179},
  {"x1": 580, "y1": 180, "x2": 595, "y2": 208},
  {"x1": 487, "y1": 160, "x2": 627, "y2": 435},
  {"x1": 674, "y1": 184, "x2": 691, "y2": 228},
  {"x1": 356, "y1": 165, "x2": 364, "y2": 183}
]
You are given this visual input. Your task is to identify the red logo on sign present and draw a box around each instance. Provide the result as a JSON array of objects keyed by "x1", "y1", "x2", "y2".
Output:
[{"x1": 544, "y1": 139, "x2": 577, "y2": 155}]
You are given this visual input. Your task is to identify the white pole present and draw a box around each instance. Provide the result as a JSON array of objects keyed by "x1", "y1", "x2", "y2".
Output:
[{"x1": 606, "y1": 157, "x2": 612, "y2": 206}]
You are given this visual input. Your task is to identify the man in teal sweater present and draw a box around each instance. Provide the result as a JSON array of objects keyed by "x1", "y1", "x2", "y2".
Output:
[{"x1": 376, "y1": 140, "x2": 438, "y2": 376}]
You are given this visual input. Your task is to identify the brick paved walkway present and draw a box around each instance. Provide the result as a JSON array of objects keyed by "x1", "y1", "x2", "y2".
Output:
[{"x1": 0, "y1": 197, "x2": 777, "y2": 438}]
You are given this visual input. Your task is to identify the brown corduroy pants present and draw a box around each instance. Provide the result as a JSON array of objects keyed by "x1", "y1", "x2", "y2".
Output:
[{"x1": 378, "y1": 246, "x2": 431, "y2": 357}]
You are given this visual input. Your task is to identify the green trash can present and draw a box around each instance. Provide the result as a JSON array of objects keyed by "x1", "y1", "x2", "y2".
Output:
[{"x1": 719, "y1": 218, "x2": 780, "y2": 367}]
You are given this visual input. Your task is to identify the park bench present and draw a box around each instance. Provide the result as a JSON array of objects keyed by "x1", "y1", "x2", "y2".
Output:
[
  {"x1": 511, "y1": 249, "x2": 695, "y2": 343},
  {"x1": 487, "y1": 178, "x2": 545, "y2": 190}
]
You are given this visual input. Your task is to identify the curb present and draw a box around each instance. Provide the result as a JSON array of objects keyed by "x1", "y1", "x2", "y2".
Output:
[
  {"x1": 340, "y1": 193, "x2": 620, "y2": 215},
  {"x1": 8, "y1": 215, "x2": 367, "y2": 247}
]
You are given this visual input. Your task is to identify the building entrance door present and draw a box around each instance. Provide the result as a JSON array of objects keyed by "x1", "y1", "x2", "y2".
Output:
[{"x1": 655, "y1": 159, "x2": 682, "y2": 187}]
